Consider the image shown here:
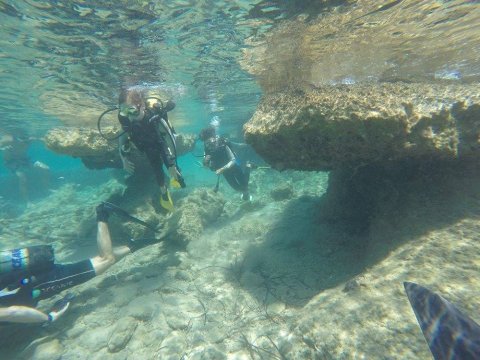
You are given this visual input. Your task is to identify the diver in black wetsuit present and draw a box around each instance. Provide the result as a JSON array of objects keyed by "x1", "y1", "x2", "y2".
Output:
[
  {"x1": 0, "y1": 204, "x2": 148, "y2": 324},
  {"x1": 199, "y1": 126, "x2": 255, "y2": 201},
  {"x1": 117, "y1": 88, "x2": 185, "y2": 212}
]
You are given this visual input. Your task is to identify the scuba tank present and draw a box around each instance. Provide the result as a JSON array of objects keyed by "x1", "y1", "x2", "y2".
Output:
[{"x1": 0, "y1": 245, "x2": 54, "y2": 276}]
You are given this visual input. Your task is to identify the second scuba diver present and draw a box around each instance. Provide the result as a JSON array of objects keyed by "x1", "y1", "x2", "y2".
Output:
[
  {"x1": 117, "y1": 88, "x2": 185, "y2": 212},
  {"x1": 199, "y1": 126, "x2": 255, "y2": 201}
]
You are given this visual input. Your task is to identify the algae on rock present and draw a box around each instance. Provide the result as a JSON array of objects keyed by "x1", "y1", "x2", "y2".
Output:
[
  {"x1": 244, "y1": 83, "x2": 480, "y2": 171},
  {"x1": 45, "y1": 127, "x2": 196, "y2": 169},
  {"x1": 162, "y1": 188, "x2": 226, "y2": 245}
]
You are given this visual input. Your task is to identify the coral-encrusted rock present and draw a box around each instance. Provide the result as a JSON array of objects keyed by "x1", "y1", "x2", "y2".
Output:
[
  {"x1": 30, "y1": 339, "x2": 63, "y2": 360},
  {"x1": 108, "y1": 316, "x2": 138, "y2": 353},
  {"x1": 270, "y1": 182, "x2": 294, "y2": 201},
  {"x1": 244, "y1": 83, "x2": 480, "y2": 171},
  {"x1": 44, "y1": 127, "x2": 197, "y2": 169},
  {"x1": 45, "y1": 127, "x2": 119, "y2": 169},
  {"x1": 164, "y1": 189, "x2": 225, "y2": 244},
  {"x1": 175, "y1": 133, "x2": 197, "y2": 156}
]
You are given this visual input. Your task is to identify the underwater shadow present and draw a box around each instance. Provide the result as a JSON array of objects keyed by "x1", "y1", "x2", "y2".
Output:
[
  {"x1": 226, "y1": 160, "x2": 480, "y2": 308},
  {"x1": 225, "y1": 195, "x2": 368, "y2": 308}
]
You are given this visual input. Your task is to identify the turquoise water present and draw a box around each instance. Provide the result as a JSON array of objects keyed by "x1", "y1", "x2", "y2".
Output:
[{"x1": 1, "y1": 1, "x2": 480, "y2": 359}]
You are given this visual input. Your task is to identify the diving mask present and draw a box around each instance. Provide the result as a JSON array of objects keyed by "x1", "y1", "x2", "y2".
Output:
[{"x1": 119, "y1": 104, "x2": 141, "y2": 119}]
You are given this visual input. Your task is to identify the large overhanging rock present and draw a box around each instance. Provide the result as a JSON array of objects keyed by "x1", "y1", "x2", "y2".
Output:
[
  {"x1": 44, "y1": 127, "x2": 196, "y2": 169},
  {"x1": 244, "y1": 82, "x2": 480, "y2": 171}
]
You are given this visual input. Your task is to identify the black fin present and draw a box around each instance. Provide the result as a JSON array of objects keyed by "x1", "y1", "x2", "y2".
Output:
[{"x1": 404, "y1": 282, "x2": 480, "y2": 360}]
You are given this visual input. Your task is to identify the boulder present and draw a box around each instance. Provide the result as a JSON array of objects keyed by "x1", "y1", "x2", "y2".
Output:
[
  {"x1": 44, "y1": 127, "x2": 196, "y2": 169},
  {"x1": 30, "y1": 339, "x2": 63, "y2": 360},
  {"x1": 270, "y1": 182, "x2": 294, "y2": 201},
  {"x1": 163, "y1": 188, "x2": 225, "y2": 244},
  {"x1": 244, "y1": 83, "x2": 480, "y2": 171},
  {"x1": 108, "y1": 316, "x2": 138, "y2": 353}
]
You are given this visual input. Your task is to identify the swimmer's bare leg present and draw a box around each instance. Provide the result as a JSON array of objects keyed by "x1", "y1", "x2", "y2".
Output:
[
  {"x1": 113, "y1": 246, "x2": 131, "y2": 258},
  {"x1": 0, "y1": 306, "x2": 49, "y2": 323},
  {"x1": 90, "y1": 221, "x2": 131, "y2": 275}
]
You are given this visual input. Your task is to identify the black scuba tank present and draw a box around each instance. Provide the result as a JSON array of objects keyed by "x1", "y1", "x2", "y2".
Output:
[{"x1": 0, "y1": 245, "x2": 54, "y2": 275}]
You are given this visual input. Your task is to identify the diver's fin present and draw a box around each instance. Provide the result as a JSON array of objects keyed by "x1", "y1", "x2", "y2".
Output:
[
  {"x1": 170, "y1": 178, "x2": 182, "y2": 189},
  {"x1": 50, "y1": 293, "x2": 75, "y2": 313},
  {"x1": 170, "y1": 175, "x2": 186, "y2": 189},
  {"x1": 160, "y1": 190, "x2": 174, "y2": 212},
  {"x1": 102, "y1": 202, "x2": 158, "y2": 232},
  {"x1": 404, "y1": 282, "x2": 480, "y2": 360}
]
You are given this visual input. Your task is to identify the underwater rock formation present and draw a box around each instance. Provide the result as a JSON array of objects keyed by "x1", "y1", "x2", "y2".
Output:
[
  {"x1": 240, "y1": 1, "x2": 480, "y2": 90},
  {"x1": 45, "y1": 127, "x2": 119, "y2": 169},
  {"x1": 162, "y1": 188, "x2": 226, "y2": 245},
  {"x1": 5, "y1": 164, "x2": 480, "y2": 359},
  {"x1": 30, "y1": 339, "x2": 63, "y2": 360},
  {"x1": 244, "y1": 83, "x2": 480, "y2": 171},
  {"x1": 44, "y1": 127, "x2": 196, "y2": 169},
  {"x1": 270, "y1": 182, "x2": 294, "y2": 201},
  {"x1": 107, "y1": 316, "x2": 138, "y2": 353}
]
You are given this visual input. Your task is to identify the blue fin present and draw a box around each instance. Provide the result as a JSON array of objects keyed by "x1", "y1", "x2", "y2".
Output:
[{"x1": 404, "y1": 282, "x2": 480, "y2": 360}]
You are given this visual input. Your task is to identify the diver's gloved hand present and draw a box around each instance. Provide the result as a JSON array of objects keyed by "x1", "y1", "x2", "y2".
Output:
[
  {"x1": 203, "y1": 155, "x2": 211, "y2": 167},
  {"x1": 215, "y1": 166, "x2": 227, "y2": 175},
  {"x1": 96, "y1": 203, "x2": 111, "y2": 222}
]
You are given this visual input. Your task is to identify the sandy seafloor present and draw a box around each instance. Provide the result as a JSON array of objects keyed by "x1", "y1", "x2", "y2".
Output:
[{"x1": 1, "y1": 164, "x2": 480, "y2": 360}]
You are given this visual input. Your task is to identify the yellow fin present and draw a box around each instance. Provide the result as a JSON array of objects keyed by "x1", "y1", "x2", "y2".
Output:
[
  {"x1": 160, "y1": 190, "x2": 174, "y2": 212},
  {"x1": 170, "y1": 178, "x2": 181, "y2": 189}
]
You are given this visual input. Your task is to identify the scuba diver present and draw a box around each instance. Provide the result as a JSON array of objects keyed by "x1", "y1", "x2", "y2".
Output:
[
  {"x1": 199, "y1": 126, "x2": 256, "y2": 201},
  {"x1": 117, "y1": 88, "x2": 185, "y2": 212},
  {"x1": 0, "y1": 132, "x2": 50, "y2": 203},
  {"x1": 0, "y1": 203, "x2": 156, "y2": 324}
]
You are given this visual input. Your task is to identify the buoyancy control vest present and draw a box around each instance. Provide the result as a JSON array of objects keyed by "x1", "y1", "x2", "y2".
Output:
[{"x1": 205, "y1": 137, "x2": 236, "y2": 171}]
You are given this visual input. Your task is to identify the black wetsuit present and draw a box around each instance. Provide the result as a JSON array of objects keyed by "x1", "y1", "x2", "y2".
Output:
[
  {"x1": 204, "y1": 137, "x2": 250, "y2": 196},
  {"x1": 0, "y1": 260, "x2": 95, "y2": 307},
  {"x1": 119, "y1": 107, "x2": 180, "y2": 188}
]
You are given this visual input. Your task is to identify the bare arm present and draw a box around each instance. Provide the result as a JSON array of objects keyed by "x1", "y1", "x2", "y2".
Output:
[
  {"x1": 229, "y1": 141, "x2": 248, "y2": 147},
  {"x1": 89, "y1": 221, "x2": 116, "y2": 275},
  {"x1": 224, "y1": 145, "x2": 237, "y2": 169},
  {"x1": 90, "y1": 206, "x2": 131, "y2": 275},
  {"x1": 215, "y1": 145, "x2": 236, "y2": 174},
  {"x1": 0, "y1": 305, "x2": 49, "y2": 323}
]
